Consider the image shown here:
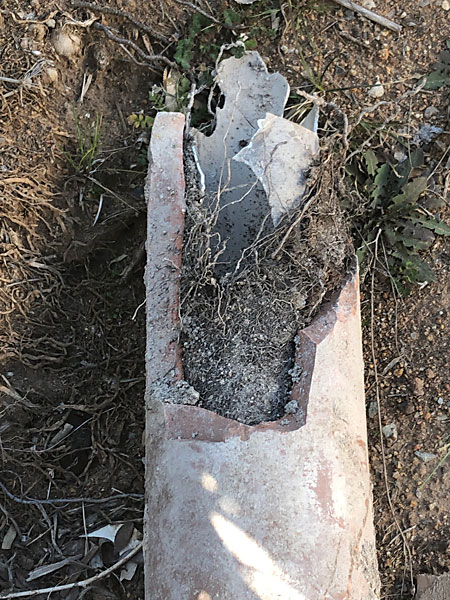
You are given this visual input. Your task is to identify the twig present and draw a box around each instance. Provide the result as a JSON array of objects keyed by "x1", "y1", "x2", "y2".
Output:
[
  {"x1": 117, "y1": 43, "x2": 161, "y2": 74},
  {"x1": 331, "y1": 0, "x2": 402, "y2": 32},
  {"x1": 294, "y1": 89, "x2": 349, "y2": 150},
  {"x1": 271, "y1": 194, "x2": 316, "y2": 259},
  {"x1": 70, "y1": 0, "x2": 169, "y2": 43},
  {"x1": 131, "y1": 299, "x2": 146, "y2": 321},
  {"x1": 173, "y1": 0, "x2": 226, "y2": 27},
  {"x1": 120, "y1": 242, "x2": 146, "y2": 282},
  {"x1": 0, "y1": 481, "x2": 143, "y2": 506},
  {"x1": 0, "y1": 541, "x2": 143, "y2": 599},
  {"x1": 91, "y1": 22, "x2": 176, "y2": 69},
  {"x1": 0, "y1": 76, "x2": 23, "y2": 84}
]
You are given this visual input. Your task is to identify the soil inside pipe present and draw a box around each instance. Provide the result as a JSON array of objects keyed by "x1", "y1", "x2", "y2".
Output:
[{"x1": 173, "y1": 147, "x2": 352, "y2": 426}]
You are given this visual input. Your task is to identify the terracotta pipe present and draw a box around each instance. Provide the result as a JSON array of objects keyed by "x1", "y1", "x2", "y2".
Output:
[{"x1": 143, "y1": 111, "x2": 380, "y2": 600}]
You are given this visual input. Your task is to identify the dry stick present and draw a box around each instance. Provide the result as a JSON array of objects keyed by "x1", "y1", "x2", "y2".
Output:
[
  {"x1": 173, "y1": 0, "x2": 225, "y2": 27},
  {"x1": 0, "y1": 481, "x2": 143, "y2": 505},
  {"x1": 370, "y1": 232, "x2": 415, "y2": 595},
  {"x1": 271, "y1": 194, "x2": 316, "y2": 259},
  {"x1": 70, "y1": 0, "x2": 169, "y2": 43},
  {"x1": 331, "y1": 0, "x2": 402, "y2": 32},
  {"x1": 92, "y1": 22, "x2": 177, "y2": 69},
  {"x1": 0, "y1": 541, "x2": 143, "y2": 600}
]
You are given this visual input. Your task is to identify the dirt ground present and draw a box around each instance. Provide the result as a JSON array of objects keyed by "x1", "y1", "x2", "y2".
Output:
[{"x1": 0, "y1": 0, "x2": 448, "y2": 598}]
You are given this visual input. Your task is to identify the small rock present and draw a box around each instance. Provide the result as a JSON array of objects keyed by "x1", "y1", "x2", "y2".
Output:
[
  {"x1": 413, "y1": 124, "x2": 444, "y2": 145},
  {"x1": 382, "y1": 423, "x2": 397, "y2": 440},
  {"x1": 42, "y1": 67, "x2": 59, "y2": 84},
  {"x1": 368, "y1": 401, "x2": 378, "y2": 418},
  {"x1": 368, "y1": 80, "x2": 384, "y2": 98},
  {"x1": 20, "y1": 37, "x2": 31, "y2": 51},
  {"x1": 414, "y1": 451, "x2": 437, "y2": 462},
  {"x1": 424, "y1": 106, "x2": 439, "y2": 119},
  {"x1": 402, "y1": 402, "x2": 416, "y2": 415},
  {"x1": 46, "y1": 18, "x2": 56, "y2": 28},
  {"x1": 29, "y1": 23, "x2": 46, "y2": 42},
  {"x1": 442, "y1": 0, "x2": 450, "y2": 10},
  {"x1": 361, "y1": 0, "x2": 376, "y2": 8},
  {"x1": 284, "y1": 400, "x2": 299, "y2": 415},
  {"x1": 413, "y1": 377, "x2": 424, "y2": 396},
  {"x1": 426, "y1": 368, "x2": 435, "y2": 379},
  {"x1": 52, "y1": 29, "x2": 82, "y2": 59},
  {"x1": 394, "y1": 150, "x2": 407, "y2": 163},
  {"x1": 334, "y1": 64, "x2": 346, "y2": 76},
  {"x1": 437, "y1": 397, "x2": 444, "y2": 405}
]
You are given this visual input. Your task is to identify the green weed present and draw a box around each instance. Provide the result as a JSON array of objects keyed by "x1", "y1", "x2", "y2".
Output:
[
  {"x1": 66, "y1": 112, "x2": 103, "y2": 174},
  {"x1": 348, "y1": 148, "x2": 450, "y2": 293},
  {"x1": 425, "y1": 40, "x2": 450, "y2": 89}
]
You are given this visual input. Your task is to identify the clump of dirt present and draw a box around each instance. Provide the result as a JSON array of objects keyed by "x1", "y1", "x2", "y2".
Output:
[{"x1": 180, "y1": 145, "x2": 352, "y2": 425}]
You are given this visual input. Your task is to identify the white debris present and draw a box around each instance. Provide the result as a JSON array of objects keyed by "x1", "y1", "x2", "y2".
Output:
[
  {"x1": 234, "y1": 110, "x2": 319, "y2": 226},
  {"x1": 382, "y1": 423, "x2": 397, "y2": 440},
  {"x1": 368, "y1": 79, "x2": 385, "y2": 98},
  {"x1": 52, "y1": 29, "x2": 81, "y2": 59}
]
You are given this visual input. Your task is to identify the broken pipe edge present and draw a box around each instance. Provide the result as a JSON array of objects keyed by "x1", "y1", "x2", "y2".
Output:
[{"x1": 164, "y1": 262, "x2": 360, "y2": 441}]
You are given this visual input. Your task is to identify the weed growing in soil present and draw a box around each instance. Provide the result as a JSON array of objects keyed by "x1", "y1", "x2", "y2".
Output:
[
  {"x1": 425, "y1": 39, "x2": 450, "y2": 89},
  {"x1": 66, "y1": 111, "x2": 103, "y2": 175},
  {"x1": 346, "y1": 147, "x2": 450, "y2": 293}
]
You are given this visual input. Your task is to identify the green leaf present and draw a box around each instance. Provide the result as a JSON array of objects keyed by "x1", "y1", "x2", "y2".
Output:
[
  {"x1": 244, "y1": 39, "x2": 258, "y2": 50},
  {"x1": 389, "y1": 177, "x2": 427, "y2": 209},
  {"x1": 393, "y1": 249, "x2": 435, "y2": 284},
  {"x1": 223, "y1": 8, "x2": 241, "y2": 27},
  {"x1": 425, "y1": 69, "x2": 450, "y2": 89},
  {"x1": 383, "y1": 226, "x2": 398, "y2": 247},
  {"x1": 425, "y1": 48, "x2": 450, "y2": 89},
  {"x1": 356, "y1": 246, "x2": 366, "y2": 265},
  {"x1": 175, "y1": 39, "x2": 193, "y2": 70},
  {"x1": 410, "y1": 215, "x2": 450, "y2": 236},
  {"x1": 396, "y1": 234, "x2": 434, "y2": 251},
  {"x1": 370, "y1": 162, "x2": 390, "y2": 207},
  {"x1": 363, "y1": 149, "x2": 378, "y2": 176},
  {"x1": 395, "y1": 148, "x2": 424, "y2": 191}
]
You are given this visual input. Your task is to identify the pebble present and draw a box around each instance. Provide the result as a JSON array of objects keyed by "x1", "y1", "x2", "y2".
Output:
[
  {"x1": 361, "y1": 0, "x2": 376, "y2": 8},
  {"x1": 52, "y1": 29, "x2": 81, "y2": 59},
  {"x1": 415, "y1": 451, "x2": 437, "y2": 462},
  {"x1": 42, "y1": 67, "x2": 59, "y2": 84},
  {"x1": 424, "y1": 106, "x2": 439, "y2": 119},
  {"x1": 382, "y1": 423, "x2": 398, "y2": 440},
  {"x1": 368, "y1": 80, "x2": 384, "y2": 98},
  {"x1": 394, "y1": 150, "x2": 407, "y2": 163},
  {"x1": 284, "y1": 400, "x2": 299, "y2": 414},
  {"x1": 30, "y1": 23, "x2": 46, "y2": 42},
  {"x1": 442, "y1": 0, "x2": 450, "y2": 10},
  {"x1": 413, "y1": 377, "x2": 425, "y2": 396},
  {"x1": 368, "y1": 401, "x2": 378, "y2": 418}
]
